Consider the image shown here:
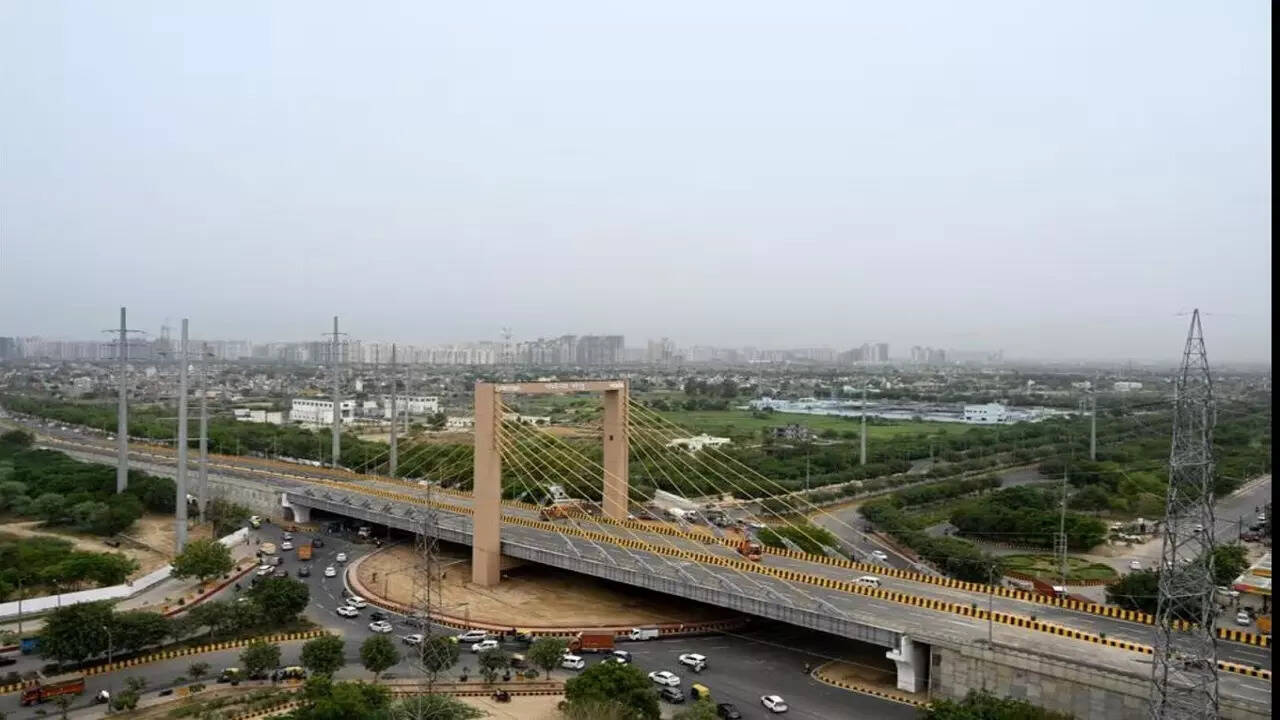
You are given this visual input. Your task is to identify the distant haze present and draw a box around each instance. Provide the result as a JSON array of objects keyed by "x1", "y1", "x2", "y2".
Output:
[{"x1": 0, "y1": 1, "x2": 1270, "y2": 361}]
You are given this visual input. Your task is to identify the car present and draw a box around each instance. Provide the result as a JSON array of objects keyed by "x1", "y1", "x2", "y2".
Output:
[
  {"x1": 257, "y1": 565, "x2": 273, "y2": 576},
  {"x1": 471, "y1": 639, "x2": 500, "y2": 653},
  {"x1": 678, "y1": 653, "x2": 707, "y2": 669},
  {"x1": 345, "y1": 596, "x2": 367, "y2": 609},
  {"x1": 369, "y1": 621, "x2": 394, "y2": 633},
  {"x1": 1258, "y1": 515, "x2": 1268, "y2": 524},
  {"x1": 456, "y1": 630, "x2": 489, "y2": 644},
  {"x1": 561, "y1": 655, "x2": 585, "y2": 670},
  {"x1": 282, "y1": 532, "x2": 293, "y2": 541},
  {"x1": 297, "y1": 565, "x2": 311, "y2": 577},
  {"x1": 402, "y1": 634, "x2": 424, "y2": 646},
  {"x1": 324, "y1": 566, "x2": 337, "y2": 578},
  {"x1": 716, "y1": 703, "x2": 743, "y2": 719},
  {"x1": 313, "y1": 538, "x2": 325, "y2": 548},
  {"x1": 648, "y1": 670, "x2": 681, "y2": 687},
  {"x1": 870, "y1": 550, "x2": 888, "y2": 562},
  {"x1": 369, "y1": 611, "x2": 388, "y2": 622},
  {"x1": 1235, "y1": 611, "x2": 1252, "y2": 626},
  {"x1": 1192, "y1": 524, "x2": 1204, "y2": 534},
  {"x1": 336, "y1": 552, "x2": 348, "y2": 563},
  {"x1": 761, "y1": 695, "x2": 789, "y2": 713},
  {"x1": 336, "y1": 606, "x2": 359, "y2": 618},
  {"x1": 235, "y1": 596, "x2": 250, "y2": 605},
  {"x1": 1129, "y1": 560, "x2": 1143, "y2": 571},
  {"x1": 610, "y1": 650, "x2": 632, "y2": 664},
  {"x1": 659, "y1": 686, "x2": 685, "y2": 704},
  {"x1": 273, "y1": 568, "x2": 288, "y2": 577},
  {"x1": 281, "y1": 541, "x2": 294, "y2": 551}
]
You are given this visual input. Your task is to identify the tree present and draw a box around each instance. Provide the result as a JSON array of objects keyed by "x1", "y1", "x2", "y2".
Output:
[
  {"x1": 188, "y1": 599, "x2": 235, "y2": 636},
  {"x1": 418, "y1": 634, "x2": 460, "y2": 681},
  {"x1": 528, "y1": 636, "x2": 567, "y2": 678},
  {"x1": 1105, "y1": 569, "x2": 1160, "y2": 615},
  {"x1": 171, "y1": 538, "x2": 234, "y2": 584},
  {"x1": 40, "y1": 600, "x2": 114, "y2": 664},
  {"x1": 241, "y1": 639, "x2": 282, "y2": 679},
  {"x1": 477, "y1": 647, "x2": 509, "y2": 684},
  {"x1": 301, "y1": 634, "x2": 347, "y2": 677},
  {"x1": 188, "y1": 661, "x2": 211, "y2": 683},
  {"x1": 294, "y1": 677, "x2": 390, "y2": 720},
  {"x1": 31, "y1": 492, "x2": 69, "y2": 525},
  {"x1": 359, "y1": 635, "x2": 400, "y2": 681},
  {"x1": 248, "y1": 575, "x2": 310, "y2": 624},
  {"x1": 563, "y1": 661, "x2": 659, "y2": 720},
  {"x1": 0, "y1": 429, "x2": 34, "y2": 447},
  {"x1": 391, "y1": 694, "x2": 483, "y2": 720},
  {"x1": 112, "y1": 610, "x2": 172, "y2": 654},
  {"x1": 110, "y1": 677, "x2": 147, "y2": 713},
  {"x1": 1213, "y1": 544, "x2": 1249, "y2": 586},
  {"x1": 674, "y1": 699, "x2": 719, "y2": 720},
  {"x1": 924, "y1": 689, "x2": 1071, "y2": 719}
]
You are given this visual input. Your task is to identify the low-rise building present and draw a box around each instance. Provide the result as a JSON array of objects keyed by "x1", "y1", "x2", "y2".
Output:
[
  {"x1": 290, "y1": 398, "x2": 356, "y2": 425},
  {"x1": 665, "y1": 434, "x2": 731, "y2": 452},
  {"x1": 380, "y1": 395, "x2": 441, "y2": 417},
  {"x1": 445, "y1": 416, "x2": 475, "y2": 430},
  {"x1": 962, "y1": 403, "x2": 1009, "y2": 424},
  {"x1": 1113, "y1": 381, "x2": 1144, "y2": 392}
]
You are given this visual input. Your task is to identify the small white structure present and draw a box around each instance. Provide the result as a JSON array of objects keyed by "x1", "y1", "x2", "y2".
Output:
[
  {"x1": 665, "y1": 434, "x2": 731, "y2": 452},
  {"x1": 290, "y1": 398, "x2": 356, "y2": 425},
  {"x1": 962, "y1": 403, "x2": 1009, "y2": 424},
  {"x1": 381, "y1": 395, "x2": 441, "y2": 417},
  {"x1": 1113, "y1": 381, "x2": 1144, "y2": 392},
  {"x1": 445, "y1": 416, "x2": 475, "y2": 430},
  {"x1": 501, "y1": 412, "x2": 551, "y2": 425}
]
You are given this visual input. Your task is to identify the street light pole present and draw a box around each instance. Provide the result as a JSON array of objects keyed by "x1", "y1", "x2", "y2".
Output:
[{"x1": 102, "y1": 624, "x2": 114, "y2": 705}]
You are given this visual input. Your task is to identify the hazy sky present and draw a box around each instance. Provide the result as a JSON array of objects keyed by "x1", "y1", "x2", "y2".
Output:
[{"x1": 0, "y1": 1, "x2": 1271, "y2": 361}]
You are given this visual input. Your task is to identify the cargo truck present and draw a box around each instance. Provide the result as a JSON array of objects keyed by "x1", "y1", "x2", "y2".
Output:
[
  {"x1": 297, "y1": 543, "x2": 312, "y2": 561},
  {"x1": 20, "y1": 673, "x2": 85, "y2": 706},
  {"x1": 629, "y1": 627, "x2": 660, "y2": 641},
  {"x1": 568, "y1": 631, "x2": 615, "y2": 653}
]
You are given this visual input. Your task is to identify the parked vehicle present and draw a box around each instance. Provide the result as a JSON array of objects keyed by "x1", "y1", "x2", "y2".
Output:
[
  {"x1": 629, "y1": 627, "x2": 660, "y2": 641},
  {"x1": 20, "y1": 673, "x2": 84, "y2": 706},
  {"x1": 568, "y1": 632, "x2": 615, "y2": 653}
]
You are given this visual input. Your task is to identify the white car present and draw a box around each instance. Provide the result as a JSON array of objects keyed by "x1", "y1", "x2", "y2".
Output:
[
  {"x1": 456, "y1": 630, "x2": 488, "y2": 644},
  {"x1": 1129, "y1": 560, "x2": 1143, "y2": 571},
  {"x1": 561, "y1": 655, "x2": 585, "y2": 670},
  {"x1": 281, "y1": 541, "x2": 294, "y2": 551},
  {"x1": 345, "y1": 596, "x2": 367, "y2": 609},
  {"x1": 336, "y1": 606, "x2": 359, "y2": 618},
  {"x1": 402, "y1": 634, "x2": 424, "y2": 646},
  {"x1": 1235, "y1": 611, "x2": 1251, "y2": 626},
  {"x1": 870, "y1": 550, "x2": 888, "y2": 562},
  {"x1": 336, "y1": 552, "x2": 348, "y2": 563},
  {"x1": 256, "y1": 565, "x2": 273, "y2": 576},
  {"x1": 471, "y1": 639, "x2": 500, "y2": 653},
  {"x1": 677, "y1": 653, "x2": 707, "y2": 669},
  {"x1": 369, "y1": 621, "x2": 394, "y2": 633},
  {"x1": 648, "y1": 670, "x2": 680, "y2": 687},
  {"x1": 324, "y1": 566, "x2": 337, "y2": 578},
  {"x1": 761, "y1": 695, "x2": 789, "y2": 713}
]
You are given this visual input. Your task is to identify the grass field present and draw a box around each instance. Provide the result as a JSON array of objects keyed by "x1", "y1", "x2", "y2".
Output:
[
  {"x1": 653, "y1": 409, "x2": 973, "y2": 441},
  {"x1": 1001, "y1": 554, "x2": 1118, "y2": 583}
]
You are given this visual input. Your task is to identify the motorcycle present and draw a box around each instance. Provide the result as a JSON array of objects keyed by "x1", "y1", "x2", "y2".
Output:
[{"x1": 492, "y1": 690, "x2": 511, "y2": 703}]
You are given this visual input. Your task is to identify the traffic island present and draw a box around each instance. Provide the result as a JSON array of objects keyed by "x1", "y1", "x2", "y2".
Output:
[{"x1": 813, "y1": 657, "x2": 928, "y2": 708}]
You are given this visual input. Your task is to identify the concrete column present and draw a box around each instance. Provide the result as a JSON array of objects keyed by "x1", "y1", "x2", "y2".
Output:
[
  {"x1": 175, "y1": 319, "x2": 189, "y2": 554},
  {"x1": 472, "y1": 382, "x2": 502, "y2": 587},
  {"x1": 887, "y1": 636, "x2": 929, "y2": 693},
  {"x1": 601, "y1": 384, "x2": 629, "y2": 521},
  {"x1": 291, "y1": 504, "x2": 311, "y2": 523}
]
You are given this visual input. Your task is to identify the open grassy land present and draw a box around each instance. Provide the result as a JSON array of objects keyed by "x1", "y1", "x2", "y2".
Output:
[
  {"x1": 1001, "y1": 553, "x2": 1118, "y2": 583},
  {"x1": 656, "y1": 409, "x2": 972, "y2": 440}
]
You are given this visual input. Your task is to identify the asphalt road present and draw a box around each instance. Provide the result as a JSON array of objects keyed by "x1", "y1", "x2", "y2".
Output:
[{"x1": 0, "y1": 522, "x2": 916, "y2": 719}]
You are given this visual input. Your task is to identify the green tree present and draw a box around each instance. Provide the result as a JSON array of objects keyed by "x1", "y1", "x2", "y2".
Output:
[
  {"x1": 31, "y1": 492, "x2": 69, "y2": 525},
  {"x1": 294, "y1": 677, "x2": 390, "y2": 720},
  {"x1": 301, "y1": 635, "x2": 347, "y2": 677},
  {"x1": 1213, "y1": 544, "x2": 1249, "y2": 586},
  {"x1": 563, "y1": 661, "x2": 659, "y2": 720},
  {"x1": 477, "y1": 647, "x2": 509, "y2": 684},
  {"x1": 110, "y1": 677, "x2": 147, "y2": 713},
  {"x1": 359, "y1": 635, "x2": 400, "y2": 681},
  {"x1": 391, "y1": 694, "x2": 482, "y2": 720},
  {"x1": 528, "y1": 636, "x2": 567, "y2": 678},
  {"x1": 188, "y1": 661, "x2": 211, "y2": 683},
  {"x1": 0, "y1": 429, "x2": 34, "y2": 447},
  {"x1": 112, "y1": 610, "x2": 172, "y2": 654},
  {"x1": 171, "y1": 538, "x2": 235, "y2": 584},
  {"x1": 923, "y1": 689, "x2": 1072, "y2": 719},
  {"x1": 40, "y1": 600, "x2": 114, "y2": 664},
  {"x1": 248, "y1": 575, "x2": 310, "y2": 624},
  {"x1": 418, "y1": 635, "x2": 460, "y2": 682},
  {"x1": 188, "y1": 599, "x2": 235, "y2": 636},
  {"x1": 241, "y1": 639, "x2": 282, "y2": 679},
  {"x1": 1105, "y1": 569, "x2": 1160, "y2": 615},
  {"x1": 673, "y1": 699, "x2": 718, "y2": 720}
]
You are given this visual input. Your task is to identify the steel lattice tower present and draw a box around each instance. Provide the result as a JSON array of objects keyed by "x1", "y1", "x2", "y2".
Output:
[{"x1": 1150, "y1": 309, "x2": 1219, "y2": 719}]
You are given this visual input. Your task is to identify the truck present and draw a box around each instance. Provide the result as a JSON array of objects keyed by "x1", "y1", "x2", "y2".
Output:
[
  {"x1": 568, "y1": 631, "x2": 615, "y2": 653},
  {"x1": 725, "y1": 527, "x2": 762, "y2": 562},
  {"x1": 249, "y1": 515, "x2": 262, "y2": 529},
  {"x1": 1258, "y1": 615, "x2": 1272, "y2": 635},
  {"x1": 20, "y1": 673, "x2": 85, "y2": 706},
  {"x1": 260, "y1": 542, "x2": 276, "y2": 555},
  {"x1": 297, "y1": 543, "x2": 312, "y2": 561},
  {"x1": 629, "y1": 627, "x2": 660, "y2": 641},
  {"x1": 357, "y1": 526, "x2": 372, "y2": 539},
  {"x1": 19, "y1": 636, "x2": 40, "y2": 655}
]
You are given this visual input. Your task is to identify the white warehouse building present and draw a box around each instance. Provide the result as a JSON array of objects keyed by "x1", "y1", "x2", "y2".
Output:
[
  {"x1": 962, "y1": 403, "x2": 1010, "y2": 424},
  {"x1": 290, "y1": 398, "x2": 357, "y2": 425},
  {"x1": 380, "y1": 395, "x2": 441, "y2": 418}
]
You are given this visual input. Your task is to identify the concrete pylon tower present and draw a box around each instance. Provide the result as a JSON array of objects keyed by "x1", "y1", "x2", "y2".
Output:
[
  {"x1": 175, "y1": 319, "x2": 190, "y2": 553},
  {"x1": 198, "y1": 343, "x2": 210, "y2": 523},
  {"x1": 1149, "y1": 309, "x2": 1218, "y2": 719},
  {"x1": 115, "y1": 308, "x2": 130, "y2": 492},
  {"x1": 389, "y1": 343, "x2": 398, "y2": 476},
  {"x1": 324, "y1": 316, "x2": 346, "y2": 468}
]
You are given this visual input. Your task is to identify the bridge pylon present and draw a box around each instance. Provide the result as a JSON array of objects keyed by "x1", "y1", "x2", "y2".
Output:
[{"x1": 472, "y1": 380, "x2": 629, "y2": 587}]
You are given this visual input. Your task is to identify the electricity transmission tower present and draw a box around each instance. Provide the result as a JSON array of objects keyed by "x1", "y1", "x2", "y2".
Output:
[
  {"x1": 409, "y1": 486, "x2": 444, "y2": 699},
  {"x1": 1150, "y1": 309, "x2": 1218, "y2": 719},
  {"x1": 102, "y1": 307, "x2": 145, "y2": 493},
  {"x1": 322, "y1": 316, "x2": 347, "y2": 468}
]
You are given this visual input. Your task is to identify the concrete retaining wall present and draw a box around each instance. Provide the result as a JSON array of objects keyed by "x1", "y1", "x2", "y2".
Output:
[
  {"x1": 930, "y1": 641, "x2": 1268, "y2": 720},
  {"x1": 207, "y1": 475, "x2": 283, "y2": 517}
]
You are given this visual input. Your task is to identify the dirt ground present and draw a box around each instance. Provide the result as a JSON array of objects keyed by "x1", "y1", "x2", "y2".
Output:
[
  {"x1": 358, "y1": 545, "x2": 731, "y2": 628},
  {"x1": 460, "y1": 694, "x2": 563, "y2": 719},
  {"x1": 817, "y1": 646, "x2": 919, "y2": 700},
  {"x1": 0, "y1": 514, "x2": 194, "y2": 579}
]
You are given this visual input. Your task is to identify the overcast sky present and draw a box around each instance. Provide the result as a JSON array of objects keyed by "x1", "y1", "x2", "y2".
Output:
[{"x1": 0, "y1": 1, "x2": 1271, "y2": 361}]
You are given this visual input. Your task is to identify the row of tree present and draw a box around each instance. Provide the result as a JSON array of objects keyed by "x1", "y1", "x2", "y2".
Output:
[{"x1": 0, "y1": 535, "x2": 138, "y2": 601}]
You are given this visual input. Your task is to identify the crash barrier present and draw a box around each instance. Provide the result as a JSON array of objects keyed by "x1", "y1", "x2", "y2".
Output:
[
  {"x1": 812, "y1": 661, "x2": 927, "y2": 708},
  {"x1": 0, "y1": 630, "x2": 329, "y2": 695},
  {"x1": 162, "y1": 560, "x2": 259, "y2": 615},
  {"x1": 40, "y1": 436, "x2": 1275, "y2": 655}
]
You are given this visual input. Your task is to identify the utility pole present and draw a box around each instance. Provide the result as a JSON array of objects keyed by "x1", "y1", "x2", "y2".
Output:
[
  {"x1": 389, "y1": 343, "x2": 398, "y2": 476},
  {"x1": 1056, "y1": 465, "x2": 1069, "y2": 591},
  {"x1": 197, "y1": 343, "x2": 210, "y2": 524},
  {"x1": 175, "y1": 319, "x2": 190, "y2": 553},
  {"x1": 324, "y1": 316, "x2": 346, "y2": 469},
  {"x1": 103, "y1": 307, "x2": 142, "y2": 493},
  {"x1": 1090, "y1": 391, "x2": 1098, "y2": 461},
  {"x1": 860, "y1": 385, "x2": 868, "y2": 466},
  {"x1": 1150, "y1": 309, "x2": 1219, "y2": 719}
]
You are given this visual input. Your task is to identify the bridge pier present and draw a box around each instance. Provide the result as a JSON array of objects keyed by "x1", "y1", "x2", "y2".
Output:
[
  {"x1": 473, "y1": 382, "x2": 503, "y2": 587},
  {"x1": 886, "y1": 636, "x2": 929, "y2": 693},
  {"x1": 280, "y1": 494, "x2": 312, "y2": 523},
  {"x1": 601, "y1": 386, "x2": 629, "y2": 521}
]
